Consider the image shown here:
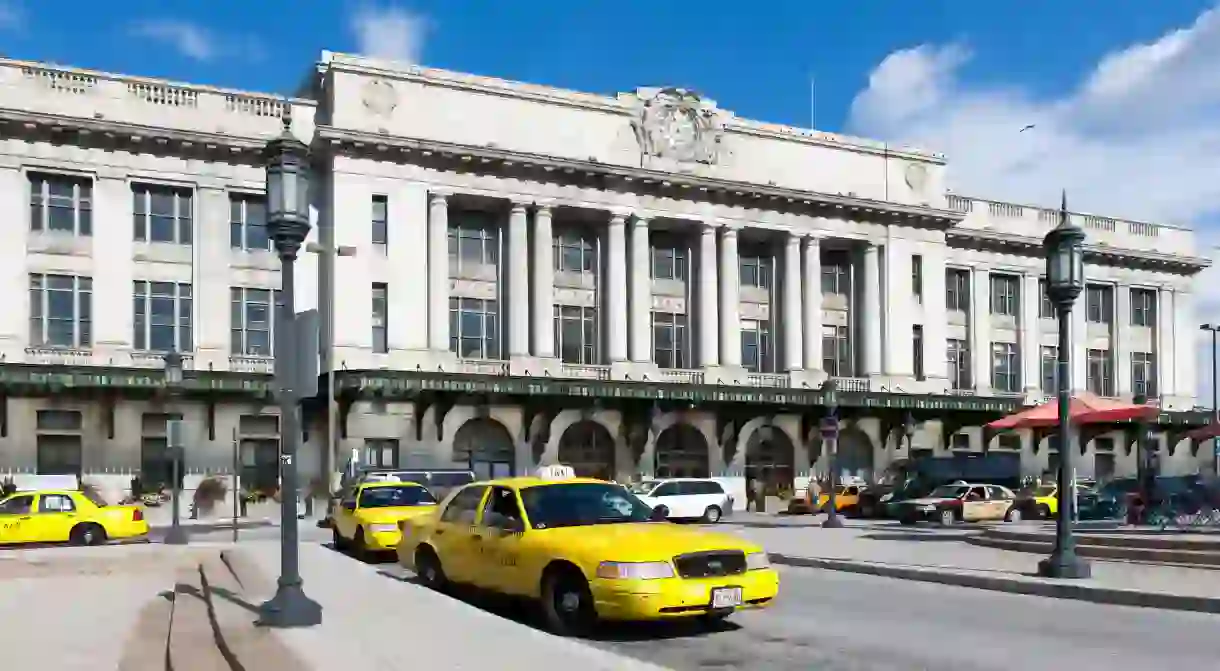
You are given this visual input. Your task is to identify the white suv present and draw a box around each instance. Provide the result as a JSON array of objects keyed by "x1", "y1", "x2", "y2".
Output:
[{"x1": 631, "y1": 478, "x2": 734, "y2": 523}]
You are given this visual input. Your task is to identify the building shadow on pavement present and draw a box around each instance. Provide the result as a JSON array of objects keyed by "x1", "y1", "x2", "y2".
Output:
[
  {"x1": 374, "y1": 563, "x2": 740, "y2": 642},
  {"x1": 860, "y1": 532, "x2": 974, "y2": 542}
]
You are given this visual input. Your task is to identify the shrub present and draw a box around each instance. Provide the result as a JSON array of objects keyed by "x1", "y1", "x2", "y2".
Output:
[{"x1": 193, "y1": 476, "x2": 229, "y2": 513}]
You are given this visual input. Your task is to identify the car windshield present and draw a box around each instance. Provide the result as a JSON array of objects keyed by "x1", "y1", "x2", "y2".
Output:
[
  {"x1": 520, "y1": 483, "x2": 654, "y2": 529},
  {"x1": 359, "y1": 485, "x2": 436, "y2": 508},
  {"x1": 928, "y1": 485, "x2": 969, "y2": 499},
  {"x1": 629, "y1": 481, "x2": 660, "y2": 495},
  {"x1": 1032, "y1": 486, "x2": 1056, "y2": 497}
]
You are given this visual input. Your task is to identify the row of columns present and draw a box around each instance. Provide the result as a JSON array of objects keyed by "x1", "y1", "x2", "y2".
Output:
[{"x1": 424, "y1": 191, "x2": 886, "y2": 374}]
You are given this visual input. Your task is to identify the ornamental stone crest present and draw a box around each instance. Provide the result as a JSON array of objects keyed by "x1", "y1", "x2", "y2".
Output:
[
  {"x1": 630, "y1": 87, "x2": 724, "y2": 165},
  {"x1": 361, "y1": 79, "x2": 398, "y2": 117}
]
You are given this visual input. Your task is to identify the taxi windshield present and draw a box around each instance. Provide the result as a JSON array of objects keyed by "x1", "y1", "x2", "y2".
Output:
[
  {"x1": 520, "y1": 483, "x2": 654, "y2": 529},
  {"x1": 1033, "y1": 485, "x2": 1056, "y2": 497},
  {"x1": 928, "y1": 485, "x2": 969, "y2": 499},
  {"x1": 629, "y1": 481, "x2": 660, "y2": 495},
  {"x1": 359, "y1": 485, "x2": 436, "y2": 508}
]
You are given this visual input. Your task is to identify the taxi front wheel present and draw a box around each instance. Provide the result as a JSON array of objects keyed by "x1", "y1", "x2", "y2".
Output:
[
  {"x1": 541, "y1": 568, "x2": 597, "y2": 637},
  {"x1": 415, "y1": 547, "x2": 448, "y2": 591}
]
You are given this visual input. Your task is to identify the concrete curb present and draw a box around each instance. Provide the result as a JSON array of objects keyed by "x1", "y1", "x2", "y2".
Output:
[{"x1": 769, "y1": 553, "x2": 1220, "y2": 614}]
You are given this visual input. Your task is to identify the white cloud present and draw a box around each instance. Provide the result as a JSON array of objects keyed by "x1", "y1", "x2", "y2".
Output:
[
  {"x1": 349, "y1": 3, "x2": 427, "y2": 64},
  {"x1": 128, "y1": 20, "x2": 263, "y2": 63},
  {"x1": 847, "y1": 6, "x2": 1220, "y2": 408}
]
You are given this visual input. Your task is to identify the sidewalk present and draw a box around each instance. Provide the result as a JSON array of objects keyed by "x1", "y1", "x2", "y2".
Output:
[
  {"x1": 231, "y1": 541, "x2": 672, "y2": 670},
  {"x1": 726, "y1": 525, "x2": 1220, "y2": 613}
]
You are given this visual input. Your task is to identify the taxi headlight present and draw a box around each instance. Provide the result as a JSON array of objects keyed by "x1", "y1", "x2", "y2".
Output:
[
  {"x1": 369, "y1": 523, "x2": 399, "y2": 533},
  {"x1": 596, "y1": 561, "x2": 675, "y2": 580},
  {"x1": 879, "y1": 493, "x2": 893, "y2": 503},
  {"x1": 746, "y1": 552, "x2": 771, "y2": 570}
]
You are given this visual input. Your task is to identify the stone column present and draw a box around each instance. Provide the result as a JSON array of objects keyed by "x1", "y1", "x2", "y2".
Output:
[
  {"x1": 971, "y1": 268, "x2": 992, "y2": 392},
  {"x1": 861, "y1": 243, "x2": 882, "y2": 376},
  {"x1": 531, "y1": 203, "x2": 555, "y2": 358},
  {"x1": 698, "y1": 222, "x2": 720, "y2": 367},
  {"x1": 427, "y1": 190, "x2": 449, "y2": 352},
  {"x1": 607, "y1": 212, "x2": 629, "y2": 362},
  {"x1": 1156, "y1": 288, "x2": 1174, "y2": 398},
  {"x1": 507, "y1": 201, "x2": 530, "y2": 358},
  {"x1": 719, "y1": 226, "x2": 742, "y2": 367},
  {"x1": 629, "y1": 217, "x2": 651, "y2": 363},
  {"x1": 1020, "y1": 274, "x2": 1040, "y2": 392},
  {"x1": 1115, "y1": 284, "x2": 1132, "y2": 395},
  {"x1": 783, "y1": 232, "x2": 804, "y2": 371},
  {"x1": 802, "y1": 235, "x2": 822, "y2": 371}
]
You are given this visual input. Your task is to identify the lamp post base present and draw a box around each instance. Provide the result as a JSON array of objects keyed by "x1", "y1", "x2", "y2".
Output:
[
  {"x1": 162, "y1": 524, "x2": 190, "y2": 546},
  {"x1": 258, "y1": 581, "x2": 322, "y2": 628},
  {"x1": 821, "y1": 513, "x2": 846, "y2": 529},
  {"x1": 1036, "y1": 550, "x2": 1092, "y2": 579}
]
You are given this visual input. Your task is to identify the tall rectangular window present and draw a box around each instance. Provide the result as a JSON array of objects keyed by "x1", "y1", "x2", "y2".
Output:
[
  {"x1": 132, "y1": 184, "x2": 192, "y2": 244},
  {"x1": 371, "y1": 195, "x2": 388, "y2": 248},
  {"x1": 739, "y1": 255, "x2": 773, "y2": 289},
  {"x1": 133, "y1": 281, "x2": 192, "y2": 352},
  {"x1": 229, "y1": 193, "x2": 269, "y2": 251},
  {"x1": 1131, "y1": 352, "x2": 1157, "y2": 398},
  {"x1": 1087, "y1": 349, "x2": 1114, "y2": 396},
  {"x1": 911, "y1": 255, "x2": 923, "y2": 303},
  {"x1": 29, "y1": 273, "x2": 92, "y2": 349},
  {"x1": 946, "y1": 269, "x2": 970, "y2": 311},
  {"x1": 820, "y1": 252, "x2": 850, "y2": 295},
  {"x1": 989, "y1": 274, "x2": 1019, "y2": 316},
  {"x1": 29, "y1": 172, "x2": 92, "y2": 236},
  {"x1": 1038, "y1": 279, "x2": 1055, "y2": 318},
  {"x1": 1130, "y1": 288, "x2": 1157, "y2": 327},
  {"x1": 1085, "y1": 285, "x2": 1113, "y2": 324},
  {"x1": 821, "y1": 325, "x2": 852, "y2": 377},
  {"x1": 141, "y1": 412, "x2": 184, "y2": 488},
  {"x1": 449, "y1": 297, "x2": 499, "y2": 359},
  {"x1": 447, "y1": 211, "x2": 499, "y2": 271},
  {"x1": 651, "y1": 312, "x2": 689, "y2": 369},
  {"x1": 912, "y1": 325, "x2": 924, "y2": 380},
  {"x1": 372, "y1": 283, "x2": 388, "y2": 354},
  {"x1": 230, "y1": 287, "x2": 281, "y2": 356},
  {"x1": 554, "y1": 228, "x2": 598, "y2": 274},
  {"x1": 36, "y1": 409, "x2": 83, "y2": 476},
  {"x1": 1041, "y1": 346, "x2": 1058, "y2": 393},
  {"x1": 740, "y1": 319, "x2": 773, "y2": 373},
  {"x1": 650, "y1": 243, "x2": 688, "y2": 281},
  {"x1": 947, "y1": 339, "x2": 971, "y2": 390},
  {"x1": 553, "y1": 305, "x2": 598, "y2": 364},
  {"x1": 991, "y1": 342, "x2": 1020, "y2": 393}
]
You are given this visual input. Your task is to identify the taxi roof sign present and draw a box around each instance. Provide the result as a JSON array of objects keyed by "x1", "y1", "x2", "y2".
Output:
[{"x1": 535, "y1": 464, "x2": 575, "y2": 480}]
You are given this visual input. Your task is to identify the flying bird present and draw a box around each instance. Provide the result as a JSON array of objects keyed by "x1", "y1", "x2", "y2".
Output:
[{"x1": 1019, "y1": 124, "x2": 1036, "y2": 132}]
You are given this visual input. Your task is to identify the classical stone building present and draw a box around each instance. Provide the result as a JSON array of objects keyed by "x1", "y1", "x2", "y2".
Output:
[{"x1": 0, "y1": 52, "x2": 1209, "y2": 504}]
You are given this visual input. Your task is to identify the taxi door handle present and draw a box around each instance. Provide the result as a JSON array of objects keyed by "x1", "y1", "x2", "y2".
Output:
[
  {"x1": 17, "y1": 516, "x2": 30, "y2": 521},
  {"x1": 434, "y1": 528, "x2": 445, "y2": 536}
]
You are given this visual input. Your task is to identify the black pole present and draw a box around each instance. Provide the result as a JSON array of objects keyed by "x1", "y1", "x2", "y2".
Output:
[
  {"x1": 822, "y1": 384, "x2": 843, "y2": 529},
  {"x1": 163, "y1": 381, "x2": 188, "y2": 546},
  {"x1": 232, "y1": 427, "x2": 239, "y2": 544},
  {"x1": 1212, "y1": 329, "x2": 1218, "y2": 476},
  {"x1": 1037, "y1": 303, "x2": 1090, "y2": 578}
]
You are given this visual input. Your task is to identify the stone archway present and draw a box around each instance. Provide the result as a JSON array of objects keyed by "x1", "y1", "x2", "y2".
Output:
[
  {"x1": 653, "y1": 423, "x2": 710, "y2": 478},
  {"x1": 557, "y1": 420, "x2": 615, "y2": 479},
  {"x1": 745, "y1": 423, "x2": 796, "y2": 494},
  {"x1": 452, "y1": 417, "x2": 515, "y2": 479},
  {"x1": 835, "y1": 427, "x2": 875, "y2": 483}
]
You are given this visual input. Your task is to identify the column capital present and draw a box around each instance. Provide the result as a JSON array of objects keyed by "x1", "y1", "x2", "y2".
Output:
[
  {"x1": 609, "y1": 206, "x2": 632, "y2": 220},
  {"x1": 533, "y1": 199, "x2": 555, "y2": 213},
  {"x1": 803, "y1": 233, "x2": 823, "y2": 246},
  {"x1": 785, "y1": 230, "x2": 802, "y2": 246},
  {"x1": 699, "y1": 219, "x2": 719, "y2": 234},
  {"x1": 508, "y1": 198, "x2": 529, "y2": 214},
  {"x1": 720, "y1": 222, "x2": 741, "y2": 236},
  {"x1": 428, "y1": 188, "x2": 451, "y2": 202},
  {"x1": 631, "y1": 215, "x2": 650, "y2": 228}
]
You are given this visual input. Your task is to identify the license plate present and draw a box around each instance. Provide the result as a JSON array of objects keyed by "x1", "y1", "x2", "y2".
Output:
[{"x1": 710, "y1": 587, "x2": 743, "y2": 608}]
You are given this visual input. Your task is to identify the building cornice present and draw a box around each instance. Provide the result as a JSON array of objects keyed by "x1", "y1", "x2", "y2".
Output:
[
  {"x1": 314, "y1": 125, "x2": 964, "y2": 229},
  {"x1": 946, "y1": 228, "x2": 1211, "y2": 274}
]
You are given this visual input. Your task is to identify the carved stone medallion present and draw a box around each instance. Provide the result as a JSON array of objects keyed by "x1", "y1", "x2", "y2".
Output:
[
  {"x1": 904, "y1": 162, "x2": 929, "y2": 194},
  {"x1": 361, "y1": 79, "x2": 398, "y2": 117},
  {"x1": 631, "y1": 87, "x2": 724, "y2": 165}
]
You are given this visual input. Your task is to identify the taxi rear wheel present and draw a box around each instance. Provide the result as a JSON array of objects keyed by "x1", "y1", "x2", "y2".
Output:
[
  {"x1": 541, "y1": 567, "x2": 597, "y2": 637},
  {"x1": 70, "y1": 523, "x2": 106, "y2": 546},
  {"x1": 1036, "y1": 504, "x2": 1052, "y2": 519}
]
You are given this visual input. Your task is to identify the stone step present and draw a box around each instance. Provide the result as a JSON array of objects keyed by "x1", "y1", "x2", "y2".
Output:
[{"x1": 967, "y1": 535, "x2": 1220, "y2": 568}]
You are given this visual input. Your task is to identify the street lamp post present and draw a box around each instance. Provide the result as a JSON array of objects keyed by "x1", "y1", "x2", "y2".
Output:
[
  {"x1": 1199, "y1": 324, "x2": 1220, "y2": 476},
  {"x1": 258, "y1": 108, "x2": 322, "y2": 628},
  {"x1": 902, "y1": 412, "x2": 916, "y2": 453},
  {"x1": 821, "y1": 380, "x2": 844, "y2": 529},
  {"x1": 162, "y1": 351, "x2": 188, "y2": 546},
  {"x1": 1037, "y1": 192, "x2": 1091, "y2": 580},
  {"x1": 1132, "y1": 393, "x2": 1155, "y2": 524},
  {"x1": 304, "y1": 241, "x2": 357, "y2": 509}
]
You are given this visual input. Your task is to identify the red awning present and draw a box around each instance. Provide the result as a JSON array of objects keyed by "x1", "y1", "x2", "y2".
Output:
[
  {"x1": 1187, "y1": 423, "x2": 1220, "y2": 441},
  {"x1": 986, "y1": 392, "x2": 1159, "y2": 430}
]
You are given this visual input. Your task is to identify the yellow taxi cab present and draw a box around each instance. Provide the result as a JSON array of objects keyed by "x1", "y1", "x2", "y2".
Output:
[
  {"x1": 1013, "y1": 483, "x2": 1090, "y2": 519},
  {"x1": 332, "y1": 480, "x2": 439, "y2": 557},
  {"x1": 397, "y1": 468, "x2": 780, "y2": 636},
  {"x1": 0, "y1": 488, "x2": 149, "y2": 546},
  {"x1": 808, "y1": 484, "x2": 867, "y2": 515}
]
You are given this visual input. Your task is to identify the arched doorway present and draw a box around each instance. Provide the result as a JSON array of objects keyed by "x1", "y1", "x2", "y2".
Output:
[
  {"x1": 452, "y1": 417, "x2": 515, "y2": 479},
  {"x1": 745, "y1": 424, "x2": 795, "y2": 495},
  {"x1": 653, "y1": 424, "x2": 709, "y2": 478},
  {"x1": 835, "y1": 428, "x2": 874, "y2": 483},
  {"x1": 557, "y1": 420, "x2": 615, "y2": 479}
]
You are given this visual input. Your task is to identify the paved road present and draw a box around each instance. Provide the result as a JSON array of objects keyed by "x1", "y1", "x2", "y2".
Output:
[{"x1": 364, "y1": 551, "x2": 1220, "y2": 671}]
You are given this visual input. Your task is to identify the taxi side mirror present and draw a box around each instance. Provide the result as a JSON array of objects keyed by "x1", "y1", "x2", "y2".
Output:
[
  {"x1": 650, "y1": 504, "x2": 670, "y2": 521},
  {"x1": 342, "y1": 500, "x2": 357, "y2": 511}
]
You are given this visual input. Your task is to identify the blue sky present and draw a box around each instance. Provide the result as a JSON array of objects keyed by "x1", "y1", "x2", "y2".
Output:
[{"x1": 5, "y1": 0, "x2": 1220, "y2": 400}]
